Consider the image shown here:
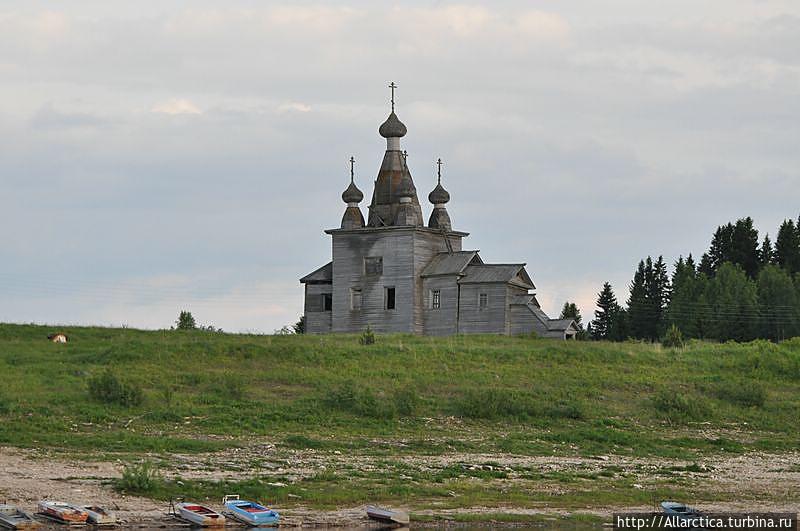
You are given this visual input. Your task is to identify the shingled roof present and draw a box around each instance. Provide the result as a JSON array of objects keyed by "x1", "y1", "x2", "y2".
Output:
[
  {"x1": 460, "y1": 264, "x2": 535, "y2": 289},
  {"x1": 421, "y1": 251, "x2": 481, "y2": 277},
  {"x1": 300, "y1": 262, "x2": 332, "y2": 283}
]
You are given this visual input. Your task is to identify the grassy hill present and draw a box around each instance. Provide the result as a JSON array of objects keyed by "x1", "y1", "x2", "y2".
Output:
[
  {"x1": 1, "y1": 323, "x2": 798, "y2": 508},
  {"x1": 2, "y1": 323, "x2": 798, "y2": 455}
]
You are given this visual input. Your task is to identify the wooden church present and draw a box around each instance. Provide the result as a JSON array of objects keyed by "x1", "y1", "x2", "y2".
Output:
[{"x1": 301, "y1": 85, "x2": 577, "y2": 339}]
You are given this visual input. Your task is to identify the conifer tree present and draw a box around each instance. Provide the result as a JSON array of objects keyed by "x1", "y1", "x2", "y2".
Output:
[
  {"x1": 731, "y1": 217, "x2": 760, "y2": 278},
  {"x1": 559, "y1": 302, "x2": 584, "y2": 331},
  {"x1": 591, "y1": 282, "x2": 619, "y2": 340},
  {"x1": 649, "y1": 255, "x2": 670, "y2": 339},
  {"x1": 775, "y1": 219, "x2": 800, "y2": 275},
  {"x1": 704, "y1": 263, "x2": 758, "y2": 341},
  {"x1": 760, "y1": 234, "x2": 775, "y2": 267},
  {"x1": 627, "y1": 259, "x2": 650, "y2": 340}
]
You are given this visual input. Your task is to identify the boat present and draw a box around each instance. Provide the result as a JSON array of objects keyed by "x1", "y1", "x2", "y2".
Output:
[
  {"x1": 82, "y1": 506, "x2": 116, "y2": 526},
  {"x1": 366, "y1": 505, "x2": 410, "y2": 525},
  {"x1": 174, "y1": 502, "x2": 226, "y2": 527},
  {"x1": 36, "y1": 501, "x2": 88, "y2": 524},
  {"x1": 222, "y1": 495, "x2": 280, "y2": 526},
  {"x1": 661, "y1": 501, "x2": 705, "y2": 528},
  {"x1": 0, "y1": 505, "x2": 41, "y2": 530}
]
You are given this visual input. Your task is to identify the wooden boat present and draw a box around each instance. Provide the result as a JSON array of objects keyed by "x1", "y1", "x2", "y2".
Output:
[
  {"x1": 366, "y1": 505, "x2": 410, "y2": 525},
  {"x1": 82, "y1": 506, "x2": 116, "y2": 526},
  {"x1": 36, "y1": 501, "x2": 88, "y2": 524},
  {"x1": 0, "y1": 505, "x2": 41, "y2": 530},
  {"x1": 174, "y1": 502, "x2": 225, "y2": 527},
  {"x1": 222, "y1": 495, "x2": 280, "y2": 526}
]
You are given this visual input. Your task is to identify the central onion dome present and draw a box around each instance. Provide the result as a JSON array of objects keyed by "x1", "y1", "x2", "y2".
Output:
[{"x1": 378, "y1": 112, "x2": 407, "y2": 138}]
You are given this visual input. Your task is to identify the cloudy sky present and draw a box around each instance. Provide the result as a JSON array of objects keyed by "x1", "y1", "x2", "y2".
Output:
[{"x1": 1, "y1": 1, "x2": 798, "y2": 332}]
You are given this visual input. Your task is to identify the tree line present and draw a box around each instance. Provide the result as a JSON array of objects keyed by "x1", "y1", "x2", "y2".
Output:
[{"x1": 580, "y1": 214, "x2": 800, "y2": 342}]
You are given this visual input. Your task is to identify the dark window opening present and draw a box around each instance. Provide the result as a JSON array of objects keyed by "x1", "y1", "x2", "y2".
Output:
[
  {"x1": 365, "y1": 257, "x2": 383, "y2": 275},
  {"x1": 322, "y1": 293, "x2": 333, "y2": 312},
  {"x1": 479, "y1": 293, "x2": 488, "y2": 310},
  {"x1": 432, "y1": 289, "x2": 441, "y2": 309},
  {"x1": 386, "y1": 287, "x2": 396, "y2": 310}
]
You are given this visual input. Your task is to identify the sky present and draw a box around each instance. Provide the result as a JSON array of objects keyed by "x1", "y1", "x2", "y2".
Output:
[{"x1": 1, "y1": 1, "x2": 799, "y2": 332}]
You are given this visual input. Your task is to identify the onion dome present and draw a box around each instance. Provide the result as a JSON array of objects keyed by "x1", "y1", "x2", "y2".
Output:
[
  {"x1": 428, "y1": 182, "x2": 450, "y2": 205},
  {"x1": 342, "y1": 180, "x2": 363, "y2": 204},
  {"x1": 379, "y1": 112, "x2": 407, "y2": 138}
]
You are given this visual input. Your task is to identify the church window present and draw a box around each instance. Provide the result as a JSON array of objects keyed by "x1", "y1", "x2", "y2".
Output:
[
  {"x1": 351, "y1": 288, "x2": 362, "y2": 310},
  {"x1": 364, "y1": 256, "x2": 383, "y2": 275},
  {"x1": 385, "y1": 287, "x2": 396, "y2": 310},
  {"x1": 431, "y1": 289, "x2": 441, "y2": 309},
  {"x1": 322, "y1": 293, "x2": 332, "y2": 312},
  {"x1": 478, "y1": 293, "x2": 488, "y2": 310}
]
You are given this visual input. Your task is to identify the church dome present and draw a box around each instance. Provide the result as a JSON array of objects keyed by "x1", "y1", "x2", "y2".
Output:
[
  {"x1": 342, "y1": 180, "x2": 363, "y2": 204},
  {"x1": 379, "y1": 112, "x2": 407, "y2": 138},
  {"x1": 428, "y1": 182, "x2": 450, "y2": 205}
]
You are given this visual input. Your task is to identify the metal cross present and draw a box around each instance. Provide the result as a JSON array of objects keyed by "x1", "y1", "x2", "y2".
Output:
[
  {"x1": 436, "y1": 158, "x2": 443, "y2": 184},
  {"x1": 402, "y1": 150, "x2": 408, "y2": 161},
  {"x1": 389, "y1": 82, "x2": 397, "y2": 112},
  {"x1": 349, "y1": 156, "x2": 355, "y2": 183}
]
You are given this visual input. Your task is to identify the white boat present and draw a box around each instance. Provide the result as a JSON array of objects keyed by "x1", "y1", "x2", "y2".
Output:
[
  {"x1": 82, "y1": 506, "x2": 116, "y2": 526},
  {"x1": 174, "y1": 502, "x2": 225, "y2": 527},
  {"x1": 222, "y1": 495, "x2": 280, "y2": 526},
  {"x1": 366, "y1": 505, "x2": 410, "y2": 525},
  {"x1": 0, "y1": 505, "x2": 41, "y2": 530},
  {"x1": 36, "y1": 501, "x2": 88, "y2": 524}
]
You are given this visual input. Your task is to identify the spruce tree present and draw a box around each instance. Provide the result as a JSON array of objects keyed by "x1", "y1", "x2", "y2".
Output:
[
  {"x1": 667, "y1": 255, "x2": 700, "y2": 338},
  {"x1": 731, "y1": 217, "x2": 760, "y2": 278},
  {"x1": 627, "y1": 260, "x2": 649, "y2": 340},
  {"x1": 591, "y1": 282, "x2": 619, "y2": 340},
  {"x1": 650, "y1": 255, "x2": 670, "y2": 339},
  {"x1": 775, "y1": 219, "x2": 800, "y2": 274},
  {"x1": 760, "y1": 234, "x2": 775, "y2": 267},
  {"x1": 704, "y1": 263, "x2": 758, "y2": 341}
]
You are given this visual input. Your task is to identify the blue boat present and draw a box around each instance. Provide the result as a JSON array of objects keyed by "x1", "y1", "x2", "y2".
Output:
[{"x1": 223, "y1": 495, "x2": 280, "y2": 527}]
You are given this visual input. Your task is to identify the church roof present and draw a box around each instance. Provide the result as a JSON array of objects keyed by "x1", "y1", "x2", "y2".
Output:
[
  {"x1": 460, "y1": 264, "x2": 535, "y2": 289},
  {"x1": 421, "y1": 251, "x2": 482, "y2": 277},
  {"x1": 299, "y1": 262, "x2": 332, "y2": 283}
]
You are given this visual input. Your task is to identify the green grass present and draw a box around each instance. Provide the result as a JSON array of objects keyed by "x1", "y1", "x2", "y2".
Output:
[{"x1": 1, "y1": 323, "x2": 799, "y2": 458}]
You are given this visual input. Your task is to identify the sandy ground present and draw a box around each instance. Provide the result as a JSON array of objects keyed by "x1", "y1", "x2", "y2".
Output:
[{"x1": 1, "y1": 445, "x2": 798, "y2": 527}]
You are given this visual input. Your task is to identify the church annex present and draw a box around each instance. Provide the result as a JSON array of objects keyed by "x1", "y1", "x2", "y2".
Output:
[{"x1": 301, "y1": 85, "x2": 578, "y2": 339}]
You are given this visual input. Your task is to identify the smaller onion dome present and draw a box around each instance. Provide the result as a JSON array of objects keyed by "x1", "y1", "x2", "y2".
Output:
[
  {"x1": 428, "y1": 182, "x2": 450, "y2": 205},
  {"x1": 342, "y1": 181, "x2": 363, "y2": 204},
  {"x1": 379, "y1": 112, "x2": 407, "y2": 138}
]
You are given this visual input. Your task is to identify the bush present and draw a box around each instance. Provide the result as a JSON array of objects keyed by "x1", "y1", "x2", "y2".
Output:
[
  {"x1": 652, "y1": 389, "x2": 710, "y2": 421},
  {"x1": 662, "y1": 324, "x2": 684, "y2": 348},
  {"x1": 115, "y1": 462, "x2": 161, "y2": 493},
  {"x1": 453, "y1": 388, "x2": 540, "y2": 420},
  {"x1": 712, "y1": 381, "x2": 766, "y2": 408},
  {"x1": 359, "y1": 326, "x2": 376, "y2": 345},
  {"x1": 0, "y1": 393, "x2": 11, "y2": 415},
  {"x1": 87, "y1": 370, "x2": 144, "y2": 407},
  {"x1": 322, "y1": 380, "x2": 395, "y2": 418},
  {"x1": 394, "y1": 385, "x2": 421, "y2": 416}
]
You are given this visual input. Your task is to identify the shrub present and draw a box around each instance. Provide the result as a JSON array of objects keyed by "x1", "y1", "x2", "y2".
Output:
[
  {"x1": 546, "y1": 401, "x2": 585, "y2": 420},
  {"x1": 662, "y1": 324, "x2": 684, "y2": 348},
  {"x1": 0, "y1": 393, "x2": 11, "y2": 414},
  {"x1": 712, "y1": 381, "x2": 766, "y2": 408},
  {"x1": 394, "y1": 385, "x2": 421, "y2": 416},
  {"x1": 359, "y1": 326, "x2": 376, "y2": 345},
  {"x1": 453, "y1": 388, "x2": 540, "y2": 420},
  {"x1": 175, "y1": 310, "x2": 196, "y2": 330},
  {"x1": 322, "y1": 380, "x2": 395, "y2": 418},
  {"x1": 87, "y1": 369, "x2": 144, "y2": 407},
  {"x1": 115, "y1": 462, "x2": 161, "y2": 493},
  {"x1": 652, "y1": 389, "x2": 710, "y2": 421}
]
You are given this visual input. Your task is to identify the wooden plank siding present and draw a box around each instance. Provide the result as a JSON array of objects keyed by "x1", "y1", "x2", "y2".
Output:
[
  {"x1": 304, "y1": 283, "x2": 332, "y2": 334},
  {"x1": 457, "y1": 283, "x2": 509, "y2": 334}
]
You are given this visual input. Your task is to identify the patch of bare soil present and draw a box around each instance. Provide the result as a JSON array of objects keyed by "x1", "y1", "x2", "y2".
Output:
[{"x1": 1, "y1": 445, "x2": 798, "y2": 525}]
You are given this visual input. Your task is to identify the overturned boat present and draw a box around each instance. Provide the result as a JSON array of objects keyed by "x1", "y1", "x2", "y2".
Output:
[
  {"x1": 366, "y1": 505, "x2": 410, "y2": 525},
  {"x1": 223, "y1": 495, "x2": 280, "y2": 526},
  {"x1": 174, "y1": 502, "x2": 225, "y2": 527},
  {"x1": 36, "y1": 501, "x2": 88, "y2": 524},
  {"x1": 0, "y1": 505, "x2": 41, "y2": 530}
]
